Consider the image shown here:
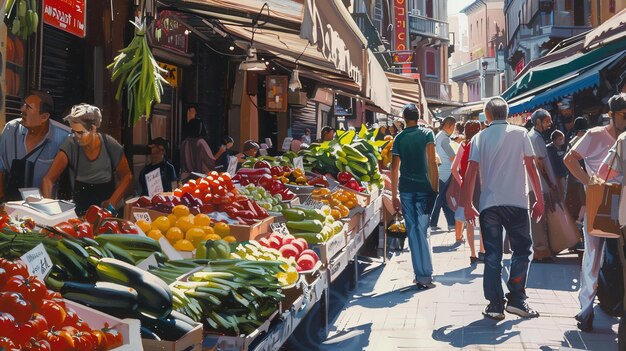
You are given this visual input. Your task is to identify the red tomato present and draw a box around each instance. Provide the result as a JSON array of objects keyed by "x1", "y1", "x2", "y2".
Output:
[
  {"x1": 193, "y1": 188, "x2": 203, "y2": 198},
  {"x1": 197, "y1": 179, "x2": 209, "y2": 191},
  {"x1": 0, "y1": 268, "x2": 7, "y2": 289},
  {"x1": 173, "y1": 188, "x2": 183, "y2": 197},
  {"x1": 4, "y1": 276, "x2": 48, "y2": 308},
  {"x1": 37, "y1": 330, "x2": 74, "y2": 351},
  {"x1": 0, "y1": 313, "x2": 17, "y2": 339},
  {"x1": 43, "y1": 291, "x2": 65, "y2": 309},
  {"x1": 101, "y1": 324, "x2": 123, "y2": 349},
  {"x1": 220, "y1": 173, "x2": 232, "y2": 181},
  {"x1": 72, "y1": 330, "x2": 96, "y2": 351},
  {"x1": 1, "y1": 260, "x2": 29, "y2": 278},
  {"x1": 0, "y1": 336, "x2": 16, "y2": 350},
  {"x1": 39, "y1": 300, "x2": 66, "y2": 328},
  {"x1": 209, "y1": 171, "x2": 219, "y2": 177},
  {"x1": 90, "y1": 330, "x2": 107, "y2": 351},
  {"x1": 16, "y1": 313, "x2": 49, "y2": 346},
  {"x1": 21, "y1": 338, "x2": 52, "y2": 351},
  {"x1": 26, "y1": 313, "x2": 49, "y2": 334},
  {"x1": 62, "y1": 308, "x2": 80, "y2": 328},
  {"x1": 0, "y1": 292, "x2": 32, "y2": 324}
]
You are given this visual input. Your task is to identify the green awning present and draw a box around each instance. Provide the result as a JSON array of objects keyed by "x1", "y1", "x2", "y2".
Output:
[{"x1": 502, "y1": 39, "x2": 626, "y2": 101}]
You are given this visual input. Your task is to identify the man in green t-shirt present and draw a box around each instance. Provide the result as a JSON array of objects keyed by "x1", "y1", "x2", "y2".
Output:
[{"x1": 391, "y1": 104, "x2": 439, "y2": 289}]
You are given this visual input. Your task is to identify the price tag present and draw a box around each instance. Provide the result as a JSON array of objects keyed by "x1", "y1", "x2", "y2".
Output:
[
  {"x1": 145, "y1": 168, "x2": 164, "y2": 197},
  {"x1": 133, "y1": 212, "x2": 152, "y2": 223},
  {"x1": 293, "y1": 156, "x2": 304, "y2": 171},
  {"x1": 265, "y1": 138, "x2": 273, "y2": 148},
  {"x1": 281, "y1": 137, "x2": 293, "y2": 151},
  {"x1": 270, "y1": 223, "x2": 290, "y2": 235},
  {"x1": 20, "y1": 243, "x2": 53, "y2": 280},
  {"x1": 137, "y1": 253, "x2": 159, "y2": 271},
  {"x1": 227, "y1": 156, "x2": 239, "y2": 177},
  {"x1": 301, "y1": 198, "x2": 325, "y2": 209}
]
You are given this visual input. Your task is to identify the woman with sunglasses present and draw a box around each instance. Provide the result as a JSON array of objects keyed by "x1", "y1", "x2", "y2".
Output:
[{"x1": 41, "y1": 103, "x2": 133, "y2": 216}]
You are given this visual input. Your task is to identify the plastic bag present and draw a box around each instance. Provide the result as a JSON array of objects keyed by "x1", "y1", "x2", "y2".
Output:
[{"x1": 386, "y1": 212, "x2": 407, "y2": 238}]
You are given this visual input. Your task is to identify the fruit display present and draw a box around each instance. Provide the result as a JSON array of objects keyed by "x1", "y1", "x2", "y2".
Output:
[
  {"x1": 299, "y1": 125, "x2": 388, "y2": 189},
  {"x1": 277, "y1": 167, "x2": 329, "y2": 187},
  {"x1": 240, "y1": 153, "x2": 298, "y2": 169},
  {"x1": 233, "y1": 167, "x2": 297, "y2": 200},
  {"x1": 310, "y1": 188, "x2": 357, "y2": 219},
  {"x1": 281, "y1": 207, "x2": 344, "y2": 244},
  {"x1": 380, "y1": 135, "x2": 394, "y2": 168},
  {"x1": 0, "y1": 258, "x2": 124, "y2": 350},
  {"x1": 45, "y1": 206, "x2": 139, "y2": 239},
  {"x1": 165, "y1": 259, "x2": 285, "y2": 335},
  {"x1": 140, "y1": 205, "x2": 234, "y2": 252},
  {"x1": 4, "y1": 0, "x2": 39, "y2": 40},
  {"x1": 257, "y1": 233, "x2": 320, "y2": 272},
  {"x1": 0, "y1": 212, "x2": 35, "y2": 233},
  {"x1": 231, "y1": 240, "x2": 299, "y2": 285},
  {"x1": 195, "y1": 239, "x2": 232, "y2": 260},
  {"x1": 238, "y1": 184, "x2": 286, "y2": 212}
]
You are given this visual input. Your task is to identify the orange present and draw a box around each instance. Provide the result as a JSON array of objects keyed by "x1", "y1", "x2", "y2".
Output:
[
  {"x1": 147, "y1": 229, "x2": 163, "y2": 241},
  {"x1": 330, "y1": 209, "x2": 342, "y2": 220},
  {"x1": 345, "y1": 200, "x2": 356, "y2": 209},
  {"x1": 173, "y1": 239, "x2": 195, "y2": 251},
  {"x1": 336, "y1": 204, "x2": 350, "y2": 218},
  {"x1": 185, "y1": 227, "x2": 206, "y2": 247},
  {"x1": 172, "y1": 205, "x2": 190, "y2": 218},
  {"x1": 167, "y1": 213, "x2": 178, "y2": 225},
  {"x1": 176, "y1": 215, "x2": 195, "y2": 234},
  {"x1": 152, "y1": 216, "x2": 170, "y2": 232},
  {"x1": 222, "y1": 235, "x2": 237, "y2": 243},
  {"x1": 204, "y1": 233, "x2": 222, "y2": 241},
  {"x1": 135, "y1": 220, "x2": 152, "y2": 233},
  {"x1": 201, "y1": 225, "x2": 215, "y2": 235},
  {"x1": 165, "y1": 227, "x2": 184, "y2": 244},
  {"x1": 194, "y1": 214, "x2": 212, "y2": 226},
  {"x1": 213, "y1": 222, "x2": 230, "y2": 237}
]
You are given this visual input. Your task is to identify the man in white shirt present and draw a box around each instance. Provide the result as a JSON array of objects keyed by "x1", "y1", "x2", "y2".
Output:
[
  {"x1": 564, "y1": 93, "x2": 626, "y2": 332},
  {"x1": 463, "y1": 97, "x2": 544, "y2": 321},
  {"x1": 430, "y1": 116, "x2": 457, "y2": 232},
  {"x1": 528, "y1": 109, "x2": 559, "y2": 262}
]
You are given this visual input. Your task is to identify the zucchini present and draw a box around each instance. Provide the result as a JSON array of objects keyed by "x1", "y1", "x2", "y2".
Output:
[{"x1": 140, "y1": 313, "x2": 195, "y2": 341}]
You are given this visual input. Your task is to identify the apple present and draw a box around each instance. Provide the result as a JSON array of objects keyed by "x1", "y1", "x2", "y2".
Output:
[
  {"x1": 299, "y1": 249, "x2": 319, "y2": 262},
  {"x1": 291, "y1": 238, "x2": 307, "y2": 253},
  {"x1": 254, "y1": 161, "x2": 271, "y2": 169},
  {"x1": 258, "y1": 237, "x2": 271, "y2": 247},
  {"x1": 297, "y1": 255, "x2": 316, "y2": 271},
  {"x1": 268, "y1": 237, "x2": 281, "y2": 250},
  {"x1": 269, "y1": 233, "x2": 284, "y2": 246},
  {"x1": 279, "y1": 244, "x2": 299, "y2": 258},
  {"x1": 282, "y1": 234, "x2": 296, "y2": 245}
]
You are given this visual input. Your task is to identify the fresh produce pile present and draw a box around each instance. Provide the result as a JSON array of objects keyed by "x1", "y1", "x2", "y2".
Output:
[
  {"x1": 281, "y1": 207, "x2": 344, "y2": 244},
  {"x1": 311, "y1": 188, "x2": 358, "y2": 219},
  {"x1": 3, "y1": 0, "x2": 38, "y2": 40},
  {"x1": 256, "y1": 233, "x2": 320, "y2": 272},
  {"x1": 238, "y1": 184, "x2": 286, "y2": 213},
  {"x1": 231, "y1": 240, "x2": 299, "y2": 285},
  {"x1": 160, "y1": 259, "x2": 285, "y2": 335},
  {"x1": 0, "y1": 258, "x2": 123, "y2": 350},
  {"x1": 233, "y1": 167, "x2": 297, "y2": 201},
  {"x1": 299, "y1": 125, "x2": 388, "y2": 189},
  {"x1": 380, "y1": 135, "x2": 394, "y2": 169},
  {"x1": 46, "y1": 205, "x2": 139, "y2": 239},
  {"x1": 0, "y1": 212, "x2": 35, "y2": 233},
  {"x1": 240, "y1": 153, "x2": 298, "y2": 169}
]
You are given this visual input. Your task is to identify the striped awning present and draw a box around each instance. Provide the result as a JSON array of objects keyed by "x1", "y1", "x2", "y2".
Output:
[{"x1": 386, "y1": 72, "x2": 422, "y2": 117}]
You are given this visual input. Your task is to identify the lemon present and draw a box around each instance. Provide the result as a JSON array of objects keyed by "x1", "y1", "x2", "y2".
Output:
[
  {"x1": 176, "y1": 215, "x2": 195, "y2": 234},
  {"x1": 135, "y1": 220, "x2": 152, "y2": 233},
  {"x1": 166, "y1": 227, "x2": 184, "y2": 244},
  {"x1": 222, "y1": 235, "x2": 237, "y2": 243},
  {"x1": 185, "y1": 227, "x2": 206, "y2": 247},
  {"x1": 172, "y1": 205, "x2": 190, "y2": 218},
  {"x1": 173, "y1": 239, "x2": 195, "y2": 251},
  {"x1": 194, "y1": 214, "x2": 211, "y2": 226},
  {"x1": 214, "y1": 222, "x2": 230, "y2": 237},
  {"x1": 147, "y1": 229, "x2": 163, "y2": 241},
  {"x1": 167, "y1": 213, "x2": 178, "y2": 225},
  {"x1": 204, "y1": 233, "x2": 222, "y2": 241},
  {"x1": 201, "y1": 225, "x2": 215, "y2": 235},
  {"x1": 286, "y1": 269, "x2": 299, "y2": 285},
  {"x1": 152, "y1": 216, "x2": 170, "y2": 232}
]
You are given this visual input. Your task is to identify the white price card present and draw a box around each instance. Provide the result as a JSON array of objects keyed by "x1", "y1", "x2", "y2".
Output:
[
  {"x1": 137, "y1": 253, "x2": 159, "y2": 271},
  {"x1": 133, "y1": 212, "x2": 152, "y2": 223},
  {"x1": 20, "y1": 243, "x2": 53, "y2": 280},
  {"x1": 302, "y1": 198, "x2": 325, "y2": 209},
  {"x1": 265, "y1": 138, "x2": 273, "y2": 148},
  {"x1": 281, "y1": 137, "x2": 293, "y2": 151},
  {"x1": 227, "y1": 156, "x2": 239, "y2": 177},
  {"x1": 270, "y1": 222, "x2": 290, "y2": 235},
  {"x1": 146, "y1": 168, "x2": 164, "y2": 197},
  {"x1": 293, "y1": 156, "x2": 304, "y2": 171}
]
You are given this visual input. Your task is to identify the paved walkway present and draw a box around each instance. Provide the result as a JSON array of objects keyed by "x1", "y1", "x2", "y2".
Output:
[{"x1": 320, "y1": 227, "x2": 620, "y2": 350}]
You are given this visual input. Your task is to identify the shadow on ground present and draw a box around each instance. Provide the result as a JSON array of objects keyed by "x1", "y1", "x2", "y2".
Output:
[{"x1": 432, "y1": 318, "x2": 524, "y2": 348}]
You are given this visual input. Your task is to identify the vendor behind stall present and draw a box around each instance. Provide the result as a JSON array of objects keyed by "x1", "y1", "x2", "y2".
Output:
[
  {"x1": 138, "y1": 137, "x2": 177, "y2": 196},
  {"x1": 41, "y1": 103, "x2": 133, "y2": 216}
]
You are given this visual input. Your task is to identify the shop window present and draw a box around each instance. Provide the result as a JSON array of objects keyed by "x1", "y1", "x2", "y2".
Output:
[
  {"x1": 5, "y1": 34, "x2": 27, "y2": 122},
  {"x1": 425, "y1": 51, "x2": 437, "y2": 78},
  {"x1": 425, "y1": 0, "x2": 433, "y2": 18}
]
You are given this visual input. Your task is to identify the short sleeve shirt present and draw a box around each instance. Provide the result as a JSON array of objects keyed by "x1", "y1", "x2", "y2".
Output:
[
  {"x1": 469, "y1": 120, "x2": 535, "y2": 211},
  {"x1": 60, "y1": 134, "x2": 124, "y2": 185},
  {"x1": 571, "y1": 126, "x2": 616, "y2": 176},
  {"x1": 528, "y1": 128, "x2": 552, "y2": 192},
  {"x1": 602, "y1": 133, "x2": 626, "y2": 227},
  {"x1": 392, "y1": 125, "x2": 435, "y2": 193},
  {"x1": 435, "y1": 130, "x2": 455, "y2": 181}
]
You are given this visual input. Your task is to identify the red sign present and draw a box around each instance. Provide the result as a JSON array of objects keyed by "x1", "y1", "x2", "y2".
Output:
[
  {"x1": 394, "y1": 0, "x2": 408, "y2": 60},
  {"x1": 153, "y1": 10, "x2": 188, "y2": 54},
  {"x1": 515, "y1": 57, "x2": 525, "y2": 75},
  {"x1": 43, "y1": 0, "x2": 86, "y2": 38}
]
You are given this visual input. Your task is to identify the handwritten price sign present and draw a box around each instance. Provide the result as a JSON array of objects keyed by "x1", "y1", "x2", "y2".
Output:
[
  {"x1": 270, "y1": 223, "x2": 290, "y2": 235},
  {"x1": 20, "y1": 244, "x2": 53, "y2": 280}
]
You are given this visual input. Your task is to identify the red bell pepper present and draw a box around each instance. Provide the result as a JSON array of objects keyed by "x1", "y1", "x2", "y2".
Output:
[
  {"x1": 84, "y1": 205, "x2": 112, "y2": 227},
  {"x1": 54, "y1": 222, "x2": 78, "y2": 238},
  {"x1": 76, "y1": 223, "x2": 93, "y2": 239},
  {"x1": 337, "y1": 172, "x2": 353, "y2": 184},
  {"x1": 97, "y1": 221, "x2": 120, "y2": 234}
]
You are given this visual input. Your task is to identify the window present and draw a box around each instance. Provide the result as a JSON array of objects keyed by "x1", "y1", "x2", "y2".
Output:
[
  {"x1": 426, "y1": 0, "x2": 433, "y2": 18},
  {"x1": 425, "y1": 51, "x2": 437, "y2": 77}
]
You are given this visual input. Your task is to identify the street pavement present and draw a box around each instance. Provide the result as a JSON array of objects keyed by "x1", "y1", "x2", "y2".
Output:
[{"x1": 319, "y1": 225, "x2": 620, "y2": 350}]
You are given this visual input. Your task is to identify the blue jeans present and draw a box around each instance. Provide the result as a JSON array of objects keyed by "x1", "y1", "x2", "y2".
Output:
[
  {"x1": 430, "y1": 177, "x2": 456, "y2": 227},
  {"x1": 479, "y1": 206, "x2": 533, "y2": 304},
  {"x1": 400, "y1": 192, "x2": 433, "y2": 284}
]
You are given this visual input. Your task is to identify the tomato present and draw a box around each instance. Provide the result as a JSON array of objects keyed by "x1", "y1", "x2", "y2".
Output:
[
  {"x1": 63, "y1": 308, "x2": 80, "y2": 328},
  {"x1": 17, "y1": 314, "x2": 49, "y2": 346},
  {"x1": 0, "y1": 336, "x2": 16, "y2": 350},
  {"x1": 4, "y1": 276, "x2": 48, "y2": 308},
  {"x1": 0, "y1": 268, "x2": 7, "y2": 289},
  {"x1": 37, "y1": 329, "x2": 74, "y2": 351},
  {"x1": 39, "y1": 300, "x2": 66, "y2": 328},
  {"x1": 209, "y1": 171, "x2": 220, "y2": 177},
  {"x1": 21, "y1": 338, "x2": 52, "y2": 351},
  {"x1": 43, "y1": 291, "x2": 65, "y2": 309},
  {"x1": 72, "y1": 330, "x2": 96, "y2": 351},
  {"x1": 0, "y1": 260, "x2": 29, "y2": 278},
  {"x1": 101, "y1": 324, "x2": 123, "y2": 349},
  {"x1": 0, "y1": 292, "x2": 32, "y2": 324},
  {"x1": 0, "y1": 313, "x2": 16, "y2": 339},
  {"x1": 90, "y1": 329, "x2": 107, "y2": 351}
]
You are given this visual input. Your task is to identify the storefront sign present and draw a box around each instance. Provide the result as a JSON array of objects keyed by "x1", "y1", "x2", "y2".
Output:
[
  {"x1": 266, "y1": 76, "x2": 288, "y2": 112},
  {"x1": 301, "y1": 0, "x2": 364, "y2": 90},
  {"x1": 157, "y1": 62, "x2": 178, "y2": 87},
  {"x1": 393, "y1": 0, "x2": 411, "y2": 63},
  {"x1": 153, "y1": 10, "x2": 188, "y2": 54},
  {"x1": 43, "y1": 0, "x2": 86, "y2": 38}
]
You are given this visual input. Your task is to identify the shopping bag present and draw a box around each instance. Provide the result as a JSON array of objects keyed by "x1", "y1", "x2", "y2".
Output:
[
  {"x1": 546, "y1": 203, "x2": 580, "y2": 253},
  {"x1": 386, "y1": 212, "x2": 407, "y2": 239},
  {"x1": 586, "y1": 183, "x2": 621, "y2": 239}
]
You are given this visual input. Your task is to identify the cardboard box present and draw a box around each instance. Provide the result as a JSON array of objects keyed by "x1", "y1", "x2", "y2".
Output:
[
  {"x1": 341, "y1": 211, "x2": 362, "y2": 233},
  {"x1": 280, "y1": 277, "x2": 305, "y2": 314},
  {"x1": 311, "y1": 227, "x2": 347, "y2": 265},
  {"x1": 345, "y1": 229, "x2": 365, "y2": 259},
  {"x1": 202, "y1": 310, "x2": 278, "y2": 351},
  {"x1": 362, "y1": 209, "x2": 382, "y2": 240},
  {"x1": 363, "y1": 194, "x2": 383, "y2": 223},
  {"x1": 65, "y1": 300, "x2": 142, "y2": 351},
  {"x1": 142, "y1": 322, "x2": 203, "y2": 351},
  {"x1": 328, "y1": 249, "x2": 349, "y2": 283},
  {"x1": 229, "y1": 216, "x2": 275, "y2": 242}
]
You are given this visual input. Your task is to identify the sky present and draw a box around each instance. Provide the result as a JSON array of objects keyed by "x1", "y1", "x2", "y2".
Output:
[{"x1": 447, "y1": 0, "x2": 476, "y2": 14}]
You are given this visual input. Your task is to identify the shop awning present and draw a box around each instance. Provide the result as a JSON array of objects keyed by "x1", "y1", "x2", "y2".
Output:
[
  {"x1": 508, "y1": 51, "x2": 626, "y2": 114},
  {"x1": 386, "y1": 72, "x2": 422, "y2": 117},
  {"x1": 584, "y1": 8, "x2": 626, "y2": 49},
  {"x1": 502, "y1": 39, "x2": 626, "y2": 102}
]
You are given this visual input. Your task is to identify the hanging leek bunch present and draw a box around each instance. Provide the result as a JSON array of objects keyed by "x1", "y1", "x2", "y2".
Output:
[
  {"x1": 4, "y1": 0, "x2": 39, "y2": 39},
  {"x1": 108, "y1": 20, "x2": 168, "y2": 126}
]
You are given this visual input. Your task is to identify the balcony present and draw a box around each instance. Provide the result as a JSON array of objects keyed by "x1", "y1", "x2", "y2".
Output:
[
  {"x1": 422, "y1": 78, "x2": 451, "y2": 101},
  {"x1": 451, "y1": 57, "x2": 497, "y2": 81},
  {"x1": 408, "y1": 14, "x2": 449, "y2": 42}
]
